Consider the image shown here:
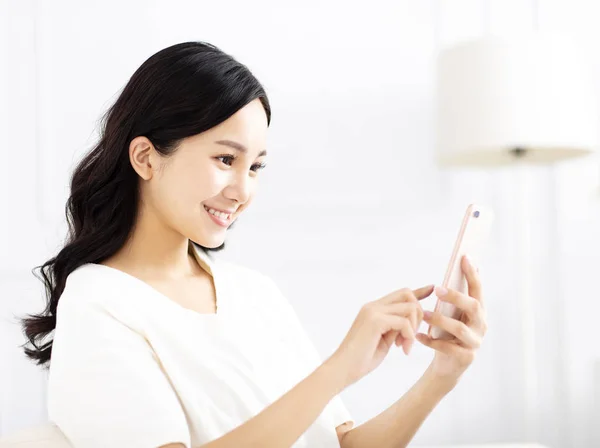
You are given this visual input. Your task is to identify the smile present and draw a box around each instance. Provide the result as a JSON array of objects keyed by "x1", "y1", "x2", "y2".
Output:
[{"x1": 204, "y1": 205, "x2": 233, "y2": 227}]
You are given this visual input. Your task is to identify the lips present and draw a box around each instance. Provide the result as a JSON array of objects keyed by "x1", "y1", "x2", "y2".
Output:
[
  {"x1": 203, "y1": 205, "x2": 233, "y2": 218},
  {"x1": 203, "y1": 205, "x2": 233, "y2": 227},
  {"x1": 203, "y1": 205, "x2": 237, "y2": 214}
]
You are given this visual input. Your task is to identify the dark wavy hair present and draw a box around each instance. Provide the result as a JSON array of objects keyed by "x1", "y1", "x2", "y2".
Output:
[{"x1": 21, "y1": 41, "x2": 271, "y2": 367}]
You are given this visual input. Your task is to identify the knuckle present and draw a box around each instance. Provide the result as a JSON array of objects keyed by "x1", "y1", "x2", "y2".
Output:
[
  {"x1": 398, "y1": 317, "x2": 411, "y2": 330},
  {"x1": 363, "y1": 301, "x2": 376, "y2": 311},
  {"x1": 455, "y1": 323, "x2": 468, "y2": 340},
  {"x1": 444, "y1": 290, "x2": 457, "y2": 304},
  {"x1": 416, "y1": 307, "x2": 424, "y2": 321},
  {"x1": 362, "y1": 305, "x2": 377, "y2": 320},
  {"x1": 398, "y1": 287, "x2": 412, "y2": 298}
]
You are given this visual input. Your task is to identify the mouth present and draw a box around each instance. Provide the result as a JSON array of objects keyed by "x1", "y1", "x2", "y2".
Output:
[{"x1": 203, "y1": 205, "x2": 234, "y2": 227}]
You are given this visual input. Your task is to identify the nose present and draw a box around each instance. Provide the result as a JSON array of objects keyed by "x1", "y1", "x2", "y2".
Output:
[{"x1": 224, "y1": 170, "x2": 252, "y2": 205}]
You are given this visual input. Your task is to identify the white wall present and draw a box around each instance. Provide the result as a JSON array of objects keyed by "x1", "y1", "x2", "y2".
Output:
[{"x1": 1, "y1": 0, "x2": 599, "y2": 446}]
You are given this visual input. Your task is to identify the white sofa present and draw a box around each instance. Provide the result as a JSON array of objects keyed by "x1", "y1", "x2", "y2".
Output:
[{"x1": 0, "y1": 424, "x2": 70, "y2": 448}]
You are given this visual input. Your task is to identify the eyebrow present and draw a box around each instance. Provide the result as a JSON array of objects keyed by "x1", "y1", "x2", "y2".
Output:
[{"x1": 215, "y1": 140, "x2": 267, "y2": 157}]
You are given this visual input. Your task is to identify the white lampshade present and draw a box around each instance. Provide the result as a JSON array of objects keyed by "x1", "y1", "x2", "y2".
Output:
[{"x1": 436, "y1": 34, "x2": 599, "y2": 167}]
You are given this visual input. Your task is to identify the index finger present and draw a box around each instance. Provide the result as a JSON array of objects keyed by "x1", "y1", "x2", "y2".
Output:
[
  {"x1": 413, "y1": 284, "x2": 435, "y2": 300},
  {"x1": 380, "y1": 285, "x2": 433, "y2": 305},
  {"x1": 462, "y1": 255, "x2": 482, "y2": 302}
]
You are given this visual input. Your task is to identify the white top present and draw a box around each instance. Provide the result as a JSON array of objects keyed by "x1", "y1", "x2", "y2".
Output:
[{"x1": 47, "y1": 241, "x2": 353, "y2": 448}]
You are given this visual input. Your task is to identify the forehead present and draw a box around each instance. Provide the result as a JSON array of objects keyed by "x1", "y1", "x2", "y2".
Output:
[{"x1": 184, "y1": 100, "x2": 268, "y2": 157}]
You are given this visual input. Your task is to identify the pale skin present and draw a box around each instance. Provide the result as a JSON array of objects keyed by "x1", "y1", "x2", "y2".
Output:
[{"x1": 104, "y1": 98, "x2": 488, "y2": 447}]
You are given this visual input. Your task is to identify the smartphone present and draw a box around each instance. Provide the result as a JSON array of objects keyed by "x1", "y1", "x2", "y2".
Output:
[{"x1": 428, "y1": 204, "x2": 494, "y2": 340}]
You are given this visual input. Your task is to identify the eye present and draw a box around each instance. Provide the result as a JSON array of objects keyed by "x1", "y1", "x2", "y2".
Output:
[
  {"x1": 216, "y1": 155, "x2": 267, "y2": 172},
  {"x1": 251, "y1": 162, "x2": 267, "y2": 172},
  {"x1": 216, "y1": 155, "x2": 235, "y2": 166}
]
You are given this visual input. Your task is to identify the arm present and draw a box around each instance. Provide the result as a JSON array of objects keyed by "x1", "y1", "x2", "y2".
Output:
[
  {"x1": 338, "y1": 365, "x2": 456, "y2": 448},
  {"x1": 339, "y1": 256, "x2": 488, "y2": 448},
  {"x1": 162, "y1": 357, "x2": 347, "y2": 448}
]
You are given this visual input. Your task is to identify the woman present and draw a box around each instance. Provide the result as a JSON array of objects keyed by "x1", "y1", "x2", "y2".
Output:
[{"x1": 22, "y1": 41, "x2": 487, "y2": 448}]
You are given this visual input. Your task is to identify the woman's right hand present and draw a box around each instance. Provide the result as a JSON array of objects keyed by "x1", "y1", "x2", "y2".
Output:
[{"x1": 328, "y1": 285, "x2": 434, "y2": 389}]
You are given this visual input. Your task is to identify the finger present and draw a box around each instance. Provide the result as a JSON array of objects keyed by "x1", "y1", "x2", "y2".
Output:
[
  {"x1": 462, "y1": 255, "x2": 482, "y2": 303},
  {"x1": 383, "y1": 330, "x2": 397, "y2": 349},
  {"x1": 379, "y1": 315, "x2": 415, "y2": 354},
  {"x1": 395, "y1": 332, "x2": 404, "y2": 347},
  {"x1": 383, "y1": 302, "x2": 423, "y2": 331},
  {"x1": 402, "y1": 336, "x2": 414, "y2": 355},
  {"x1": 390, "y1": 331, "x2": 411, "y2": 354},
  {"x1": 434, "y1": 286, "x2": 482, "y2": 324},
  {"x1": 384, "y1": 302, "x2": 423, "y2": 332},
  {"x1": 423, "y1": 311, "x2": 481, "y2": 349},
  {"x1": 379, "y1": 287, "x2": 421, "y2": 306},
  {"x1": 395, "y1": 332, "x2": 419, "y2": 355},
  {"x1": 413, "y1": 284, "x2": 435, "y2": 300},
  {"x1": 416, "y1": 333, "x2": 475, "y2": 362}
]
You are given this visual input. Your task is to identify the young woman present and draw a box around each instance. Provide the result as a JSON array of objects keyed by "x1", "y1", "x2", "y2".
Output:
[{"x1": 22, "y1": 41, "x2": 488, "y2": 448}]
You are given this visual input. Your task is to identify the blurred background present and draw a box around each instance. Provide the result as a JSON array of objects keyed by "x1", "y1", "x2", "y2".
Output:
[{"x1": 1, "y1": 0, "x2": 599, "y2": 446}]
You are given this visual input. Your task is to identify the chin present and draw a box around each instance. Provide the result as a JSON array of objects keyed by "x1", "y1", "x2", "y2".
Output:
[
  {"x1": 205, "y1": 240, "x2": 226, "y2": 251},
  {"x1": 191, "y1": 234, "x2": 226, "y2": 251}
]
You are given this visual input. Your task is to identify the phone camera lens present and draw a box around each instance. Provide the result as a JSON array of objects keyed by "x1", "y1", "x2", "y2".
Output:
[{"x1": 473, "y1": 210, "x2": 480, "y2": 218}]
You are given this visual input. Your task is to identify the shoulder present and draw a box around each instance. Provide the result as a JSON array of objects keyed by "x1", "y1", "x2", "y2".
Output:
[
  {"x1": 58, "y1": 264, "x2": 110, "y2": 307},
  {"x1": 56, "y1": 263, "x2": 138, "y2": 321}
]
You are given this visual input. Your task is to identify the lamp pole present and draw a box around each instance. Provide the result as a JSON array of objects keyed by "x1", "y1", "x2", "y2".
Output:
[{"x1": 512, "y1": 147, "x2": 538, "y2": 442}]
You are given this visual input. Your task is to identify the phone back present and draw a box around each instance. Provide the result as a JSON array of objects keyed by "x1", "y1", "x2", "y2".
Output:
[{"x1": 430, "y1": 204, "x2": 494, "y2": 339}]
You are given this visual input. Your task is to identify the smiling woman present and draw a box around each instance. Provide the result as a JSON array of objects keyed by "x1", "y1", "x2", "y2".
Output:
[
  {"x1": 12, "y1": 41, "x2": 355, "y2": 448},
  {"x1": 21, "y1": 41, "x2": 272, "y2": 365}
]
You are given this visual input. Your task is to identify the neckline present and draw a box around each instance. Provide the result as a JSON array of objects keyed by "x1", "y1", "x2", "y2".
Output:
[{"x1": 88, "y1": 240, "x2": 221, "y2": 318}]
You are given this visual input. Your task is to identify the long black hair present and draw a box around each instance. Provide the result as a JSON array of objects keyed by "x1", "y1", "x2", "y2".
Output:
[{"x1": 21, "y1": 41, "x2": 271, "y2": 367}]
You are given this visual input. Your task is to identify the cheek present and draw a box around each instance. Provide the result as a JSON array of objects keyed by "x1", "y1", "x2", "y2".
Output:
[
  {"x1": 174, "y1": 162, "x2": 226, "y2": 205},
  {"x1": 151, "y1": 165, "x2": 199, "y2": 212},
  {"x1": 193, "y1": 169, "x2": 231, "y2": 204}
]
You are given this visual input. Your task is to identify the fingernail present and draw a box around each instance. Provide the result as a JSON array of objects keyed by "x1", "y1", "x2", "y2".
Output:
[
  {"x1": 423, "y1": 311, "x2": 433, "y2": 320},
  {"x1": 435, "y1": 286, "x2": 448, "y2": 297}
]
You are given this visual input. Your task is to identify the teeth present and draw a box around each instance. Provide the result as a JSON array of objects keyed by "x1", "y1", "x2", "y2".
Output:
[{"x1": 204, "y1": 205, "x2": 230, "y2": 220}]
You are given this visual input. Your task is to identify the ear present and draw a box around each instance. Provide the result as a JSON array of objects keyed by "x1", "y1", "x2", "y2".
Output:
[{"x1": 129, "y1": 136, "x2": 156, "y2": 180}]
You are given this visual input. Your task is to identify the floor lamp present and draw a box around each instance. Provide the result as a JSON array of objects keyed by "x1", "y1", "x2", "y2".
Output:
[{"x1": 435, "y1": 34, "x2": 599, "y2": 442}]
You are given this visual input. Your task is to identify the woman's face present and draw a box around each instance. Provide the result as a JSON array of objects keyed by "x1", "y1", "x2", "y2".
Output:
[{"x1": 133, "y1": 98, "x2": 269, "y2": 248}]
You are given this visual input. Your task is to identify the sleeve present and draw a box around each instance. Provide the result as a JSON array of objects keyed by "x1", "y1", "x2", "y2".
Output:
[
  {"x1": 47, "y1": 295, "x2": 191, "y2": 448},
  {"x1": 260, "y1": 274, "x2": 355, "y2": 429}
]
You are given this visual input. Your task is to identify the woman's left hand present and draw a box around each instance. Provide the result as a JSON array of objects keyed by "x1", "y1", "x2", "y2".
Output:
[{"x1": 416, "y1": 254, "x2": 487, "y2": 382}]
